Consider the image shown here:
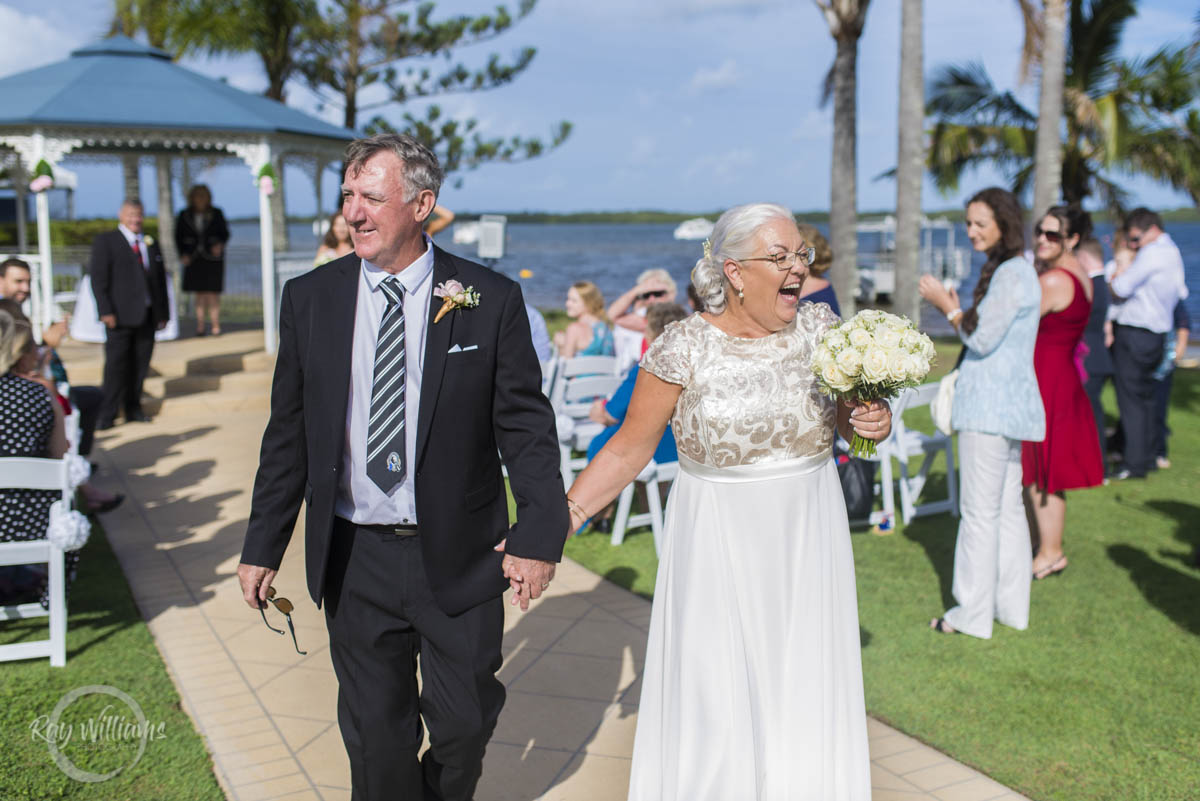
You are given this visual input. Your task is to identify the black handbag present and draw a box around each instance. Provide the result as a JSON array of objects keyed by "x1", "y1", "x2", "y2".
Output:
[{"x1": 835, "y1": 445, "x2": 877, "y2": 521}]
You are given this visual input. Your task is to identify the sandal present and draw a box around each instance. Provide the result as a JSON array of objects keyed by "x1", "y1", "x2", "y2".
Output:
[
  {"x1": 929, "y1": 617, "x2": 956, "y2": 634},
  {"x1": 1033, "y1": 555, "x2": 1068, "y2": 580}
]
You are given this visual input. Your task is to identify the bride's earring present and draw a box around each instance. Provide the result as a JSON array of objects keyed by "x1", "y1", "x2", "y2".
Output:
[{"x1": 737, "y1": 288, "x2": 745, "y2": 301}]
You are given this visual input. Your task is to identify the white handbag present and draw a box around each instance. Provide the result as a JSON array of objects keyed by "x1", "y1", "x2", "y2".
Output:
[{"x1": 931, "y1": 369, "x2": 958, "y2": 436}]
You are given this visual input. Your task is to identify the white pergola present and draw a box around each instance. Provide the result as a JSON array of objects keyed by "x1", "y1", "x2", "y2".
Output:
[{"x1": 0, "y1": 35, "x2": 357, "y2": 353}]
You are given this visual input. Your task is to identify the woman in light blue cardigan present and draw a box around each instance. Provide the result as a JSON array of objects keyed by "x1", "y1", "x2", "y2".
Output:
[{"x1": 920, "y1": 187, "x2": 1044, "y2": 639}]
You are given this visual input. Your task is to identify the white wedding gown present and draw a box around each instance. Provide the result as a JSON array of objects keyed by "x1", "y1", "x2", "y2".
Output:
[{"x1": 630, "y1": 308, "x2": 870, "y2": 801}]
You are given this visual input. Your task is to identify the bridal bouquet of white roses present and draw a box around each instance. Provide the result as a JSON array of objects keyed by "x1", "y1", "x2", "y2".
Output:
[{"x1": 813, "y1": 310, "x2": 936, "y2": 457}]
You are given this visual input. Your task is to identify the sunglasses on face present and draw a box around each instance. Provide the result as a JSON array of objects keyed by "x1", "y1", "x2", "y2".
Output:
[
  {"x1": 636, "y1": 290, "x2": 668, "y2": 301},
  {"x1": 1034, "y1": 226, "x2": 1064, "y2": 243},
  {"x1": 259, "y1": 586, "x2": 307, "y2": 655}
]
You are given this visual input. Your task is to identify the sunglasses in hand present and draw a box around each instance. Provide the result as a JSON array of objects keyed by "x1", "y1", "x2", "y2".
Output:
[{"x1": 258, "y1": 586, "x2": 307, "y2": 655}]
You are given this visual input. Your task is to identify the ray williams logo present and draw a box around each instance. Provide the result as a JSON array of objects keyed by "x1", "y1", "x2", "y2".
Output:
[{"x1": 29, "y1": 685, "x2": 167, "y2": 782}]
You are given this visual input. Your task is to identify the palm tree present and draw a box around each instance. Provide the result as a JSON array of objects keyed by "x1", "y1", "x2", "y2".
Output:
[
  {"x1": 893, "y1": 0, "x2": 923, "y2": 325},
  {"x1": 925, "y1": 0, "x2": 1200, "y2": 216},
  {"x1": 1018, "y1": 0, "x2": 1069, "y2": 218},
  {"x1": 815, "y1": 0, "x2": 872, "y2": 318}
]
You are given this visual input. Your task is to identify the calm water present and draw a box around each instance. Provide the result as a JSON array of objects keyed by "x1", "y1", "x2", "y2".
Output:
[{"x1": 227, "y1": 220, "x2": 1200, "y2": 333}]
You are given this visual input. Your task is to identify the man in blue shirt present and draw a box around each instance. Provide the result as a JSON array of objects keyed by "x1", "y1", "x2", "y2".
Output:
[{"x1": 1108, "y1": 208, "x2": 1187, "y2": 479}]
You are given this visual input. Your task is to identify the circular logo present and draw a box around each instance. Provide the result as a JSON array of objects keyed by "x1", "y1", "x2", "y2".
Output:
[{"x1": 45, "y1": 685, "x2": 149, "y2": 782}]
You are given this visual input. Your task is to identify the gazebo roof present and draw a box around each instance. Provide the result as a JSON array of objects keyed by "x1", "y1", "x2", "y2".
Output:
[{"x1": 0, "y1": 35, "x2": 356, "y2": 143}]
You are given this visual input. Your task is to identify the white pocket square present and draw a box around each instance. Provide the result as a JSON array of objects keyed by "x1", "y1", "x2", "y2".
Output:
[{"x1": 448, "y1": 344, "x2": 478, "y2": 354}]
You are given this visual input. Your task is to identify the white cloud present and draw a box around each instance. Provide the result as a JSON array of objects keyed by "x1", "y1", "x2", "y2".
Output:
[
  {"x1": 0, "y1": 5, "x2": 76, "y2": 77},
  {"x1": 685, "y1": 147, "x2": 756, "y2": 181},
  {"x1": 687, "y1": 59, "x2": 743, "y2": 93},
  {"x1": 792, "y1": 109, "x2": 831, "y2": 142}
]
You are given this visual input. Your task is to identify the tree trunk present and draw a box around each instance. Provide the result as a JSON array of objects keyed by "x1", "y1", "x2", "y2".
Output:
[
  {"x1": 155, "y1": 155, "x2": 180, "y2": 319},
  {"x1": 271, "y1": 156, "x2": 289, "y2": 252},
  {"x1": 829, "y1": 35, "x2": 859, "y2": 318},
  {"x1": 894, "y1": 0, "x2": 924, "y2": 325},
  {"x1": 1032, "y1": 0, "x2": 1067, "y2": 218},
  {"x1": 122, "y1": 154, "x2": 141, "y2": 203}
]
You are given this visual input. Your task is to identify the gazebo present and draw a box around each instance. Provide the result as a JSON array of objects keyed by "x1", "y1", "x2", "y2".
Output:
[{"x1": 0, "y1": 35, "x2": 358, "y2": 353}]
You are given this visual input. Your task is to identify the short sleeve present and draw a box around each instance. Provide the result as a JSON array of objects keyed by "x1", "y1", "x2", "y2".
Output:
[
  {"x1": 802, "y1": 301, "x2": 842, "y2": 347},
  {"x1": 640, "y1": 318, "x2": 693, "y2": 387}
]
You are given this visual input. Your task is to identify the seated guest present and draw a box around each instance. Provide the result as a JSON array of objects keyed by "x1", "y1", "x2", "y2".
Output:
[
  {"x1": 554, "y1": 281, "x2": 615, "y2": 358},
  {"x1": 315, "y1": 212, "x2": 355, "y2": 266},
  {"x1": 795, "y1": 223, "x2": 841, "y2": 317},
  {"x1": 587, "y1": 303, "x2": 688, "y2": 464},
  {"x1": 609, "y1": 269, "x2": 678, "y2": 370},
  {"x1": 583, "y1": 303, "x2": 688, "y2": 532},
  {"x1": 0, "y1": 311, "x2": 81, "y2": 609},
  {"x1": 0, "y1": 300, "x2": 123, "y2": 514}
]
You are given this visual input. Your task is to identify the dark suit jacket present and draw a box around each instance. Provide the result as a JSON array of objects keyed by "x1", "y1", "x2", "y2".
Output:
[
  {"x1": 1083, "y1": 274, "x2": 1113, "y2": 378},
  {"x1": 174, "y1": 207, "x2": 230, "y2": 261},
  {"x1": 89, "y1": 230, "x2": 170, "y2": 328},
  {"x1": 241, "y1": 247, "x2": 568, "y2": 616}
]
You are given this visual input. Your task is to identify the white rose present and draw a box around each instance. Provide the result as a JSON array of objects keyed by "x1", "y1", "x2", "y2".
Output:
[
  {"x1": 836, "y1": 347, "x2": 863, "y2": 377},
  {"x1": 875, "y1": 327, "x2": 902, "y2": 349},
  {"x1": 912, "y1": 354, "x2": 931, "y2": 379},
  {"x1": 900, "y1": 329, "x2": 922, "y2": 350},
  {"x1": 848, "y1": 327, "x2": 873, "y2": 349},
  {"x1": 822, "y1": 364, "x2": 853, "y2": 393},
  {"x1": 813, "y1": 344, "x2": 833, "y2": 370},
  {"x1": 825, "y1": 330, "x2": 849, "y2": 351},
  {"x1": 885, "y1": 348, "x2": 910, "y2": 382},
  {"x1": 861, "y1": 346, "x2": 890, "y2": 383}
]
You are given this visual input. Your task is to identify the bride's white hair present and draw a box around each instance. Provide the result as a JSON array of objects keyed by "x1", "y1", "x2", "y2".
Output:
[{"x1": 691, "y1": 202, "x2": 796, "y2": 314}]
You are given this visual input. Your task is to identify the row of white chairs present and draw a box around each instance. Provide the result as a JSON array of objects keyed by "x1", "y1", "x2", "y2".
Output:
[
  {"x1": 0, "y1": 409, "x2": 83, "y2": 668},
  {"x1": 544, "y1": 354, "x2": 677, "y2": 552}
]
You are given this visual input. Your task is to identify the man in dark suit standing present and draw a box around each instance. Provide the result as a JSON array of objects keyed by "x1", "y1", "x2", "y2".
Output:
[
  {"x1": 237, "y1": 134, "x2": 567, "y2": 801},
  {"x1": 90, "y1": 199, "x2": 170, "y2": 428}
]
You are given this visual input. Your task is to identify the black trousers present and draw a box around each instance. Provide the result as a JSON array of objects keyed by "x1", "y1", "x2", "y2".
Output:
[
  {"x1": 1082, "y1": 372, "x2": 1110, "y2": 460},
  {"x1": 99, "y1": 313, "x2": 156, "y2": 424},
  {"x1": 68, "y1": 385, "x2": 103, "y2": 456},
  {"x1": 1111, "y1": 324, "x2": 1164, "y2": 477},
  {"x1": 324, "y1": 518, "x2": 505, "y2": 801}
]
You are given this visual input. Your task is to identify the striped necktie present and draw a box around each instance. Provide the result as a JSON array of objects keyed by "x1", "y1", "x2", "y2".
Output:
[{"x1": 366, "y1": 276, "x2": 407, "y2": 493}]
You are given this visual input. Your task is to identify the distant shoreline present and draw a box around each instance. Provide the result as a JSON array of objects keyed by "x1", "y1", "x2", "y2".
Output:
[{"x1": 251, "y1": 207, "x2": 1200, "y2": 226}]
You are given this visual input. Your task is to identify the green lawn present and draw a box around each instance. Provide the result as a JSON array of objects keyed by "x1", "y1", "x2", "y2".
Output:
[
  {"x1": 562, "y1": 345, "x2": 1200, "y2": 801},
  {"x1": 0, "y1": 522, "x2": 224, "y2": 801}
]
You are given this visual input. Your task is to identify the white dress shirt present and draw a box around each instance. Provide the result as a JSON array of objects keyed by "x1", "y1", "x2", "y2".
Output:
[
  {"x1": 335, "y1": 238, "x2": 435, "y2": 525},
  {"x1": 1108, "y1": 232, "x2": 1187, "y2": 334}
]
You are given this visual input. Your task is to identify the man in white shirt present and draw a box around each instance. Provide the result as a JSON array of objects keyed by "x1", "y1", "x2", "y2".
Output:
[{"x1": 1107, "y1": 207, "x2": 1186, "y2": 479}]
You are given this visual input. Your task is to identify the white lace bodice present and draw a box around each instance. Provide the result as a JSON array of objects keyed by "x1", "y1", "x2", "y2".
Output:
[{"x1": 640, "y1": 305, "x2": 841, "y2": 467}]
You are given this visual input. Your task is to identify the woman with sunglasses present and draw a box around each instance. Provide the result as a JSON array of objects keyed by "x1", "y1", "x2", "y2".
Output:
[
  {"x1": 566, "y1": 203, "x2": 891, "y2": 799},
  {"x1": 919, "y1": 187, "x2": 1044, "y2": 638},
  {"x1": 1024, "y1": 206, "x2": 1104, "y2": 580}
]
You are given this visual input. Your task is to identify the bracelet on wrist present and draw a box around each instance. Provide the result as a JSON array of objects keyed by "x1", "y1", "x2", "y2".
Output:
[
  {"x1": 946, "y1": 307, "x2": 963, "y2": 323},
  {"x1": 566, "y1": 497, "x2": 590, "y2": 521}
]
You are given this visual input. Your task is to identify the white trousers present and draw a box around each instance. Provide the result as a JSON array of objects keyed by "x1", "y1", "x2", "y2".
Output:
[{"x1": 943, "y1": 431, "x2": 1031, "y2": 639}]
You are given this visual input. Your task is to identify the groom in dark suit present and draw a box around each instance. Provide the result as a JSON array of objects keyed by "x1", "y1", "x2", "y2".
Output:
[
  {"x1": 89, "y1": 198, "x2": 170, "y2": 428},
  {"x1": 238, "y1": 134, "x2": 567, "y2": 801}
]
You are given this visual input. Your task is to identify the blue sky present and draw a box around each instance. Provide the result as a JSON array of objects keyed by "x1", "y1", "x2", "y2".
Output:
[{"x1": 2, "y1": 0, "x2": 1197, "y2": 219}]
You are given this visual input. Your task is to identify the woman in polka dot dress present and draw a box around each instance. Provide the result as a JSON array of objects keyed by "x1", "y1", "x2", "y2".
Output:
[{"x1": 0, "y1": 311, "x2": 77, "y2": 608}]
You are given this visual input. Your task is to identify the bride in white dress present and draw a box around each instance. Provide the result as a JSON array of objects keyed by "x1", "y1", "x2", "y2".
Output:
[{"x1": 564, "y1": 203, "x2": 892, "y2": 800}]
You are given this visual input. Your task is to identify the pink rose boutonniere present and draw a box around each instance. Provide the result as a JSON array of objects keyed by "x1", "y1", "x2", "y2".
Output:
[{"x1": 433, "y1": 279, "x2": 481, "y2": 323}]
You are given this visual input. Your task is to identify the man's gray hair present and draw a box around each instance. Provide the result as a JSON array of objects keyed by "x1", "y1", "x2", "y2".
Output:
[
  {"x1": 344, "y1": 133, "x2": 444, "y2": 202},
  {"x1": 121, "y1": 198, "x2": 143, "y2": 209}
]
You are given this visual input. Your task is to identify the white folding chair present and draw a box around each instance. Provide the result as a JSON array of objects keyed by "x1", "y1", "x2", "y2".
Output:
[
  {"x1": 0, "y1": 456, "x2": 73, "y2": 667},
  {"x1": 610, "y1": 459, "x2": 678, "y2": 554},
  {"x1": 873, "y1": 383, "x2": 959, "y2": 524},
  {"x1": 551, "y1": 356, "x2": 623, "y2": 485}
]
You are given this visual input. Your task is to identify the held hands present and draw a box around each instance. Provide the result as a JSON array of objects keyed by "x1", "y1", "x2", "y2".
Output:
[
  {"x1": 846, "y1": 399, "x2": 892, "y2": 442},
  {"x1": 493, "y1": 539, "x2": 556, "y2": 611}
]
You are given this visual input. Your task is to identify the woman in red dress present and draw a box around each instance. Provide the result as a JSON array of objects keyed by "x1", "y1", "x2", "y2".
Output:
[{"x1": 1024, "y1": 205, "x2": 1105, "y2": 580}]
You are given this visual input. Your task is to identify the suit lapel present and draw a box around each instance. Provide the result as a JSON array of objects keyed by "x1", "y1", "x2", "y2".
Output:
[
  {"x1": 415, "y1": 247, "x2": 458, "y2": 469},
  {"x1": 323, "y1": 255, "x2": 360, "y2": 463}
]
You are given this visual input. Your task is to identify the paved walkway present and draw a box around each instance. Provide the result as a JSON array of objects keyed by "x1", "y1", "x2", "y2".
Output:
[{"x1": 69, "y1": 331, "x2": 1031, "y2": 801}]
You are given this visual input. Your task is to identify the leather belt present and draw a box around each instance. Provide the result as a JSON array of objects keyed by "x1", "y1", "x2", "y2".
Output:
[{"x1": 359, "y1": 523, "x2": 419, "y2": 537}]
